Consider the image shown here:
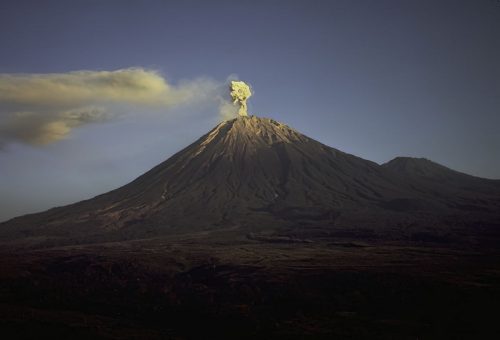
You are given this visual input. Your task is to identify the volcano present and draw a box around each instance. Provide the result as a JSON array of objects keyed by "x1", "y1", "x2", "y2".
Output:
[
  {"x1": 1, "y1": 115, "x2": 499, "y2": 245},
  {"x1": 2, "y1": 116, "x2": 500, "y2": 339}
]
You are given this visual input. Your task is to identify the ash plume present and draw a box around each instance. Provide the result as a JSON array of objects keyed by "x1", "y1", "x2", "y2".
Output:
[
  {"x1": 0, "y1": 68, "x2": 220, "y2": 147},
  {"x1": 230, "y1": 81, "x2": 252, "y2": 117}
]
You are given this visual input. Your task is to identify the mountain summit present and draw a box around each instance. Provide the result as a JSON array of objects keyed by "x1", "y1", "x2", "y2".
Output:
[{"x1": 2, "y1": 116, "x2": 499, "y2": 245}]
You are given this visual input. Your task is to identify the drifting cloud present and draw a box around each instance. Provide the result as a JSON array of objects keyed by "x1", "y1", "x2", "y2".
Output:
[
  {"x1": 0, "y1": 68, "x2": 223, "y2": 147},
  {"x1": 0, "y1": 107, "x2": 111, "y2": 146},
  {"x1": 217, "y1": 100, "x2": 239, "y2": 120}
]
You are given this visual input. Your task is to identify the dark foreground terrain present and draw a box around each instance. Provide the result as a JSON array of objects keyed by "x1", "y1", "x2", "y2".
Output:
[{"x1": 2, "y1": 223, "x2": 500, "y2": 339}]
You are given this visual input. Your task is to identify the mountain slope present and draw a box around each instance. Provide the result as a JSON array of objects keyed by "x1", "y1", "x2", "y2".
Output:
[
  {"x1": 383, "y1": 157, "x2": 500, "y2": 212},
  {"x1": 1, "y1": 116, "x2": 499, "y2": 244},
  {"x1": 383, "y1": 157, "x2": 497, "y2": 186}
]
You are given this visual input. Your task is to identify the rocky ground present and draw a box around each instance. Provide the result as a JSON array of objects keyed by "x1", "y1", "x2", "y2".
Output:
[{"x1": 1, "y1": 224, "x2": 499, "y2": 339}]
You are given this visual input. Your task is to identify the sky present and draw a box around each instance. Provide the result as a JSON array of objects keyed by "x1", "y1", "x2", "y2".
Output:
[{"x1": 0, "y1": 0, "x2": 499, "y2": 221}]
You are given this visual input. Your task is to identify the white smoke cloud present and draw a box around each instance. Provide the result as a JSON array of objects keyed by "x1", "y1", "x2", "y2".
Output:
[
  {"x1": 214, "y1": 74, "x2": 247, "y2": 120},
  {"x1": 0, "y1": 68, "x2": 227, "y2": 147},
  {"x1": 217, "y1": 100, "x2": 240, "y2": 120}
]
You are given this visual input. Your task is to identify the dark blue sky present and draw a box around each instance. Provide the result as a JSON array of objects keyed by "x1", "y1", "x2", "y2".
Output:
[{"x1": 1, "y1": 0, "x2": 499, "y2": 221}]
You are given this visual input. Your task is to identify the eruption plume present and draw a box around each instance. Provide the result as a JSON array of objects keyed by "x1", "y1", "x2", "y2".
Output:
[{"x1": 230, "y1": 81, "x2": 252, "y2": 116}]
